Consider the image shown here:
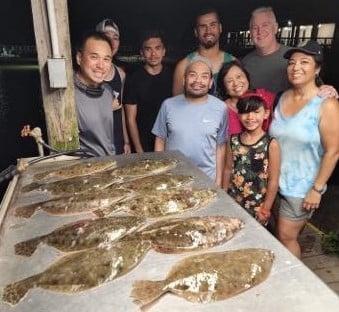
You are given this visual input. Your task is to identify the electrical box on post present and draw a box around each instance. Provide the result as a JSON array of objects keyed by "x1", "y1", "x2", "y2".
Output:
[{"x1": 47, "y1": 58, "x2": 67, "y2": 88}]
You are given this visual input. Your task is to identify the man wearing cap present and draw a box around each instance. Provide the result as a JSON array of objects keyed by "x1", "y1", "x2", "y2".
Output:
[
  {"x1": 152, "y1": 56, "x2": 227, "y2": 186},
  {"x1": 172, "y1": 7, "x2": 236, "y2": 97},
  {"x1": 74, "y1": 30, "x2": 115, "y2": 156},
  {"x1": 124, "y1": 30, "x2": 173, "y2": 153},
  {"x1": 96, "y1": 19, "x2": 130, "y2": 154},
  {"x1": 242, "y1": 6, "x2": 337, "y2": 97}
]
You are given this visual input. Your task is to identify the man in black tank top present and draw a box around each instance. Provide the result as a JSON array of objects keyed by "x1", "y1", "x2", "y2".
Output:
[{"x1": 96, "y1": 19, "x2": 131, "y2": 154}]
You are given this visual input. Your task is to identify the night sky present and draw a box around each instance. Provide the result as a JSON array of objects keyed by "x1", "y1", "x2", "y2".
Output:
[{"x1": 1, "y1": 0, "x2": 338, "y2": 50}]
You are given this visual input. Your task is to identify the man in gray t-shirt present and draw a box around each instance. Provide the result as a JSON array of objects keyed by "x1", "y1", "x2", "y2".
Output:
[
  {"x1": 242, "y1": 7, "x2": 290, "y2": 93},
  {"x1": 74, "y1": 30, "x2": 115, "y2": 156},
  {"x1": 242, "y1": 7, "x2": 338, "y2": 100},
  {"x1": 152, "y1": 56, "x2": 227, "y2": 186}
]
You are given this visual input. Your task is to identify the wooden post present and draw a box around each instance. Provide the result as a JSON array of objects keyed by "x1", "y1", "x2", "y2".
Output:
[{"x1": 30, "y1": 0, "x2": 79, "y2": 151}]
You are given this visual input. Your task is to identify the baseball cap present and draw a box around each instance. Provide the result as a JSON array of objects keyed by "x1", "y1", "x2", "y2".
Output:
[
  {"x1": 240, "y1": 90, "x2": 269, "y2": 108},
  {"x1": 283, "y1": 40, "x2": 323, "y2": 60},
  {"x1": 96, "y1": 19, "x2": 120, "y2": 37}
]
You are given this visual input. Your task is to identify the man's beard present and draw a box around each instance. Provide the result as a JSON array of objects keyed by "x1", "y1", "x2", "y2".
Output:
[
  {"x1": 201, "y1": 36, "x2": 218, "y2": 49},
  {"x1": 185, "y1": 88, "x2": 209, "y2": 98}
]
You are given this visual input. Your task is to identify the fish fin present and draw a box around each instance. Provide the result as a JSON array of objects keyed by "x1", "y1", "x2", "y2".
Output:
[
  {"x1": 21, "y1": 182, "x2": 41, "y2": 193},
  {"x1": 92, "y1": 205, "x2": 121, "y2": 218},
  {"x1": 14, "y1": 204, "x2": 38, "y2": 218},
  {"x1": 92, "y1": 209, "x2": 105, "y2": 218},
  {"x1": 131, "y1": 280, "x2": 167, "y2": 308},
  {"x1": 34, "y1": 171, "x2": 49, "y2": 180},
  {"x1": 14, "y1": 238, "x2": 41, "y2": 256},
  {"x1": 2, "y1": 276, "x2": 36, "y2": 306}
]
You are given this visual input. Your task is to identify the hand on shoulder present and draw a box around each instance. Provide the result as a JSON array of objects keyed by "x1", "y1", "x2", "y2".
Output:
[{"x1": 318, "y1": 84, "x2": 338, "y2": 99}]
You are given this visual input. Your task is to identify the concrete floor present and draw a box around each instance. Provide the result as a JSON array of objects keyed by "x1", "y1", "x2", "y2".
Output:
[
  {"x1": 300, "y1": 184, "x2": 339, "y2": 296},
  {"x1": 300, "y1": 223, "x2": 339, "y2": 296}
]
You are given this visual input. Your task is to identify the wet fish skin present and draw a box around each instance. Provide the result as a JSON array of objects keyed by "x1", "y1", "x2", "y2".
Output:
[
  {"x1": 110, "y1": 158, "x2": 178, "y2": 180},
  {"x1": 21, "y1": 170, "x2": 120, "y2": 195},
  {"x1": 33, "y1": 159, "x2": 117, "y2": 180},
  {"x1": 139, "y1": 216, "x2": 244, "y2": 253},
  {"x1": 120, "y1": 174, "x2": 193, "y2": 192},
  {"x1": 15, "y1": 187, "x2": 135, "y2": 218},
  {"x1": 3, "y1": 240, "x2": 151, "y2": 306},
  {"x1": 14, "y1": 216, "x2": 145, "y2": 256},
  {"x1": 95, "y1": 188, "x2": 217, "y2": 218},
  {"x1": 21, "y1": 158, "x2": 177, "y2": 195},
  {"x1": 131, "y1": 248, "x2": 274, "y2": 309}
]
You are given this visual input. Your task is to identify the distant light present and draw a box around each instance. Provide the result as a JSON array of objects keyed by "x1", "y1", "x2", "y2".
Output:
[
  {"x1": 287, "y1": 20, "x2": 292, "y2": 26},
  {"x1": 318, "y1": 24, "x2": 322, "y2": 28}
]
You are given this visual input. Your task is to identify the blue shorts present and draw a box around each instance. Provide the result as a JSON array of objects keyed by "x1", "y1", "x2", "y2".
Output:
[{"x1": 277, "y1": 193, "x2": 314, "y2": 221}]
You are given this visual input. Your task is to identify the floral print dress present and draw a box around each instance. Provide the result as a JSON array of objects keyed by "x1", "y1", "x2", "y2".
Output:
[{"x1": 228, "y1": 133, "x2": 272, "y2": 217}]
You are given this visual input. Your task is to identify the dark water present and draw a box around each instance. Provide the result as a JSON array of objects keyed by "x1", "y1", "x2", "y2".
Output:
[{"x1": 0, "y1": 64, "x2": 46, "y2": 198}]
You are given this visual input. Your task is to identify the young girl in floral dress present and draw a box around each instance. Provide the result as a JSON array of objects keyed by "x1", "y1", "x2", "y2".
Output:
[{"x1": 223, "y1": 92, "x2": 281, "y2": 226}]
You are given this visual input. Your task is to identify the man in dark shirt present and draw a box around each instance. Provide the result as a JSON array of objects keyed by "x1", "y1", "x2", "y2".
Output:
[
  {"x1": 96, "y1": 19, "x2": 130, "y2": 154},
  {"x1": 124, "y1": 30, "x2": 173, "y2": 152}
]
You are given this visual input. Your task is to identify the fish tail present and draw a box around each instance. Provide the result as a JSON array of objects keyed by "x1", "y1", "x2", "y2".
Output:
[
  {"x1": 131, "y1": 280, "x2": 167, "y2": 309},
  {"x1": 14, "y1": 204, "x2": 37, "y2": 218},
  {"x1": 2, "y1": 276, "x2": 36, "y2": 306},
  {"x1": 14, "y1": 238, "x2": 40, "y2": 256}
]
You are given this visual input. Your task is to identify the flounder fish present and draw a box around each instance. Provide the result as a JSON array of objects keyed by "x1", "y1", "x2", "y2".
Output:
[
  {"x1": 34, "y1": 159, "x2": 117, "y2": 180},
  {"x1": 131, "y1": 248, "x2": 274, "y2": 309},
  {"x1": 120, "y1": 174, "x2": 193, "y2": 193},
  {"x1": 95, "y1": 188, "x2": 217, "y2": 218},
  {"x1": 3, "y1": 239, "x2": 151, "y2": 306},
  {"x1": 110, "y1": 158, "x2": 178, "y2": 180},
  {"x1": 14, "y1": 216, "x2": 145, "y2": 256},
  {"x1": 15, "y1": 187, "x2": 135, "y2": 218},
  {"x1": 21, "y1": 170, "x2": 120, "y2": 195},
  {"x1": 138, "y1": 216, "x2": 244, "y2": 253}
]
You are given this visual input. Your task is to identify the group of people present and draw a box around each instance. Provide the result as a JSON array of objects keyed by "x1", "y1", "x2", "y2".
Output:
[{"x1": 73, "y1": 6, "x2": 339, "y2": 258}]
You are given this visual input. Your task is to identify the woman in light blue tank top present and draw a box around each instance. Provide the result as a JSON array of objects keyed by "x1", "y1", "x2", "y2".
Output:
[{"x1": 269, "y1": 41, "x2": 339, "y2": 258}]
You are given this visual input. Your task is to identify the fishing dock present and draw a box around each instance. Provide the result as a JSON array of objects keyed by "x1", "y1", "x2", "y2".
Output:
[{"x1": 300, "y1": 222, "x2": 339, "y2": 295}]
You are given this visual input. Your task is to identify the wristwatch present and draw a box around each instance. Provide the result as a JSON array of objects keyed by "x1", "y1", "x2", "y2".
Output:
[{"x1": 312, "y1": 184, "x2": 327, "y2": 195}]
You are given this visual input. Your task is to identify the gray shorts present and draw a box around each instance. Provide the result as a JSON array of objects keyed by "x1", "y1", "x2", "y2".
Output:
[{"x1": 277, "y1": 193, "x2": 314, "y2": 221}]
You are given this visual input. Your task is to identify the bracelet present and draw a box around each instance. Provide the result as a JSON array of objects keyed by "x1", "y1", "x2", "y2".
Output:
[{"x1": 312, "y1": 184, "x2": 326, "y2": 195}]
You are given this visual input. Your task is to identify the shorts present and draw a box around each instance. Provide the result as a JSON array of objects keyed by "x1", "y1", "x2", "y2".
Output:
[{"x1": 277, "y1": 193, "x2": 314, "y2": 221}]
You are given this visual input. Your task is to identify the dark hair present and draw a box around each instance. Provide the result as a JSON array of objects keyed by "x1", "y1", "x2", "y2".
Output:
[
  {"x1": 139, "y1": 30, "x2": 166, "y2": 48},
  {"x1": 216, "y1": 60, "x2": 251, "y2": 100},
  {"x1": 237, "y1": 95, "x2": 266, "y2": 114},
  {"x1": 195, "y1": 7, "x2": 220, "y2": 26},
  {"x1": 77, "y1": 30, "x2": 112, "y2": 53},
  {"x1": 313, "y1": 57, "x2": 324, "y2": 87}
]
